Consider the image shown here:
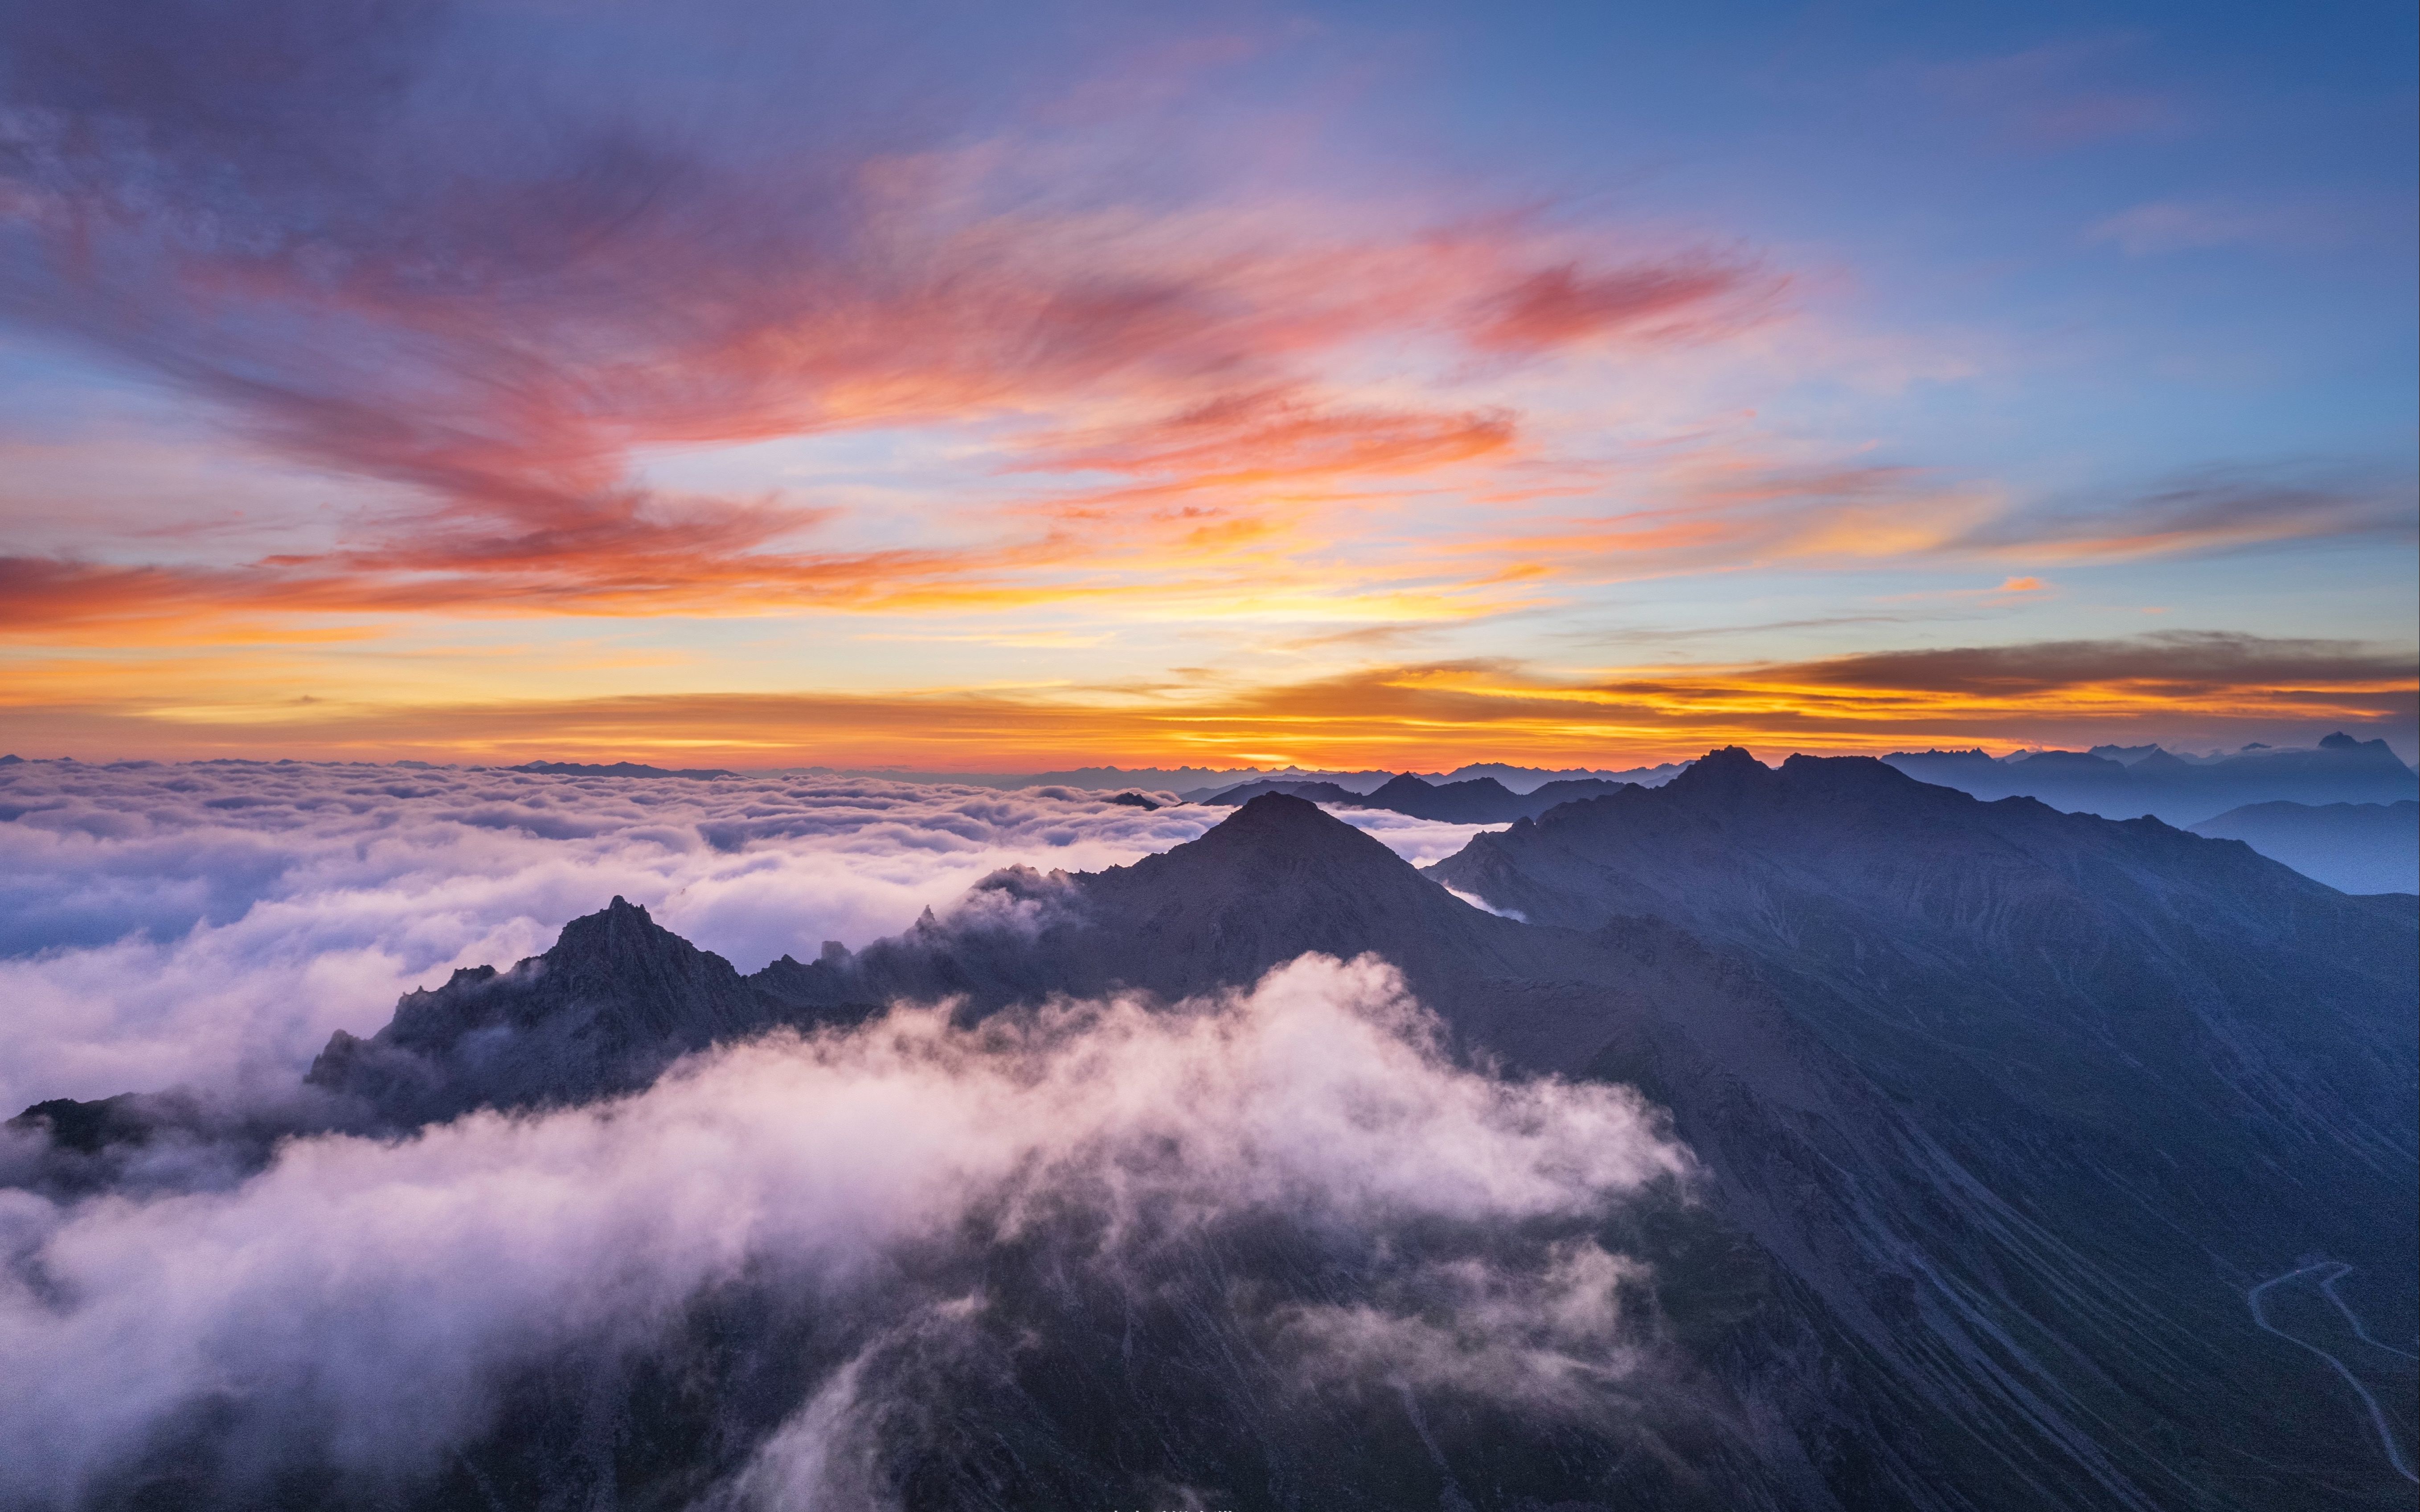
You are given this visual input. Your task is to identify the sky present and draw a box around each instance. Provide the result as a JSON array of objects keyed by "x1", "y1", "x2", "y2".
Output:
[{"x1": 1, "y1": 0, "x2": 2413, "y2": 770}]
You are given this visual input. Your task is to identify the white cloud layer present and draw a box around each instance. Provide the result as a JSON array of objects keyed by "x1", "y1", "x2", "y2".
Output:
[
  {"x1": 0, "y1": 955, "x2": 1687, "y2": 1506},
  {"x1": 1323, "y1": 806, "x2": 1508, "y2": 866},
  {"x1": 0, "y1": 760, "x2": 1513, "y2": 1112},
  {"x1": 0, "y1": 761, "x2": 1228, "y2": 1109}
]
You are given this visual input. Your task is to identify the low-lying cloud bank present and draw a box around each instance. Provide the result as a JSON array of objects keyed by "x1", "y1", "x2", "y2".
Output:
[
  {"x1": 0, "y1": 762, "x2": 1220, "y2": 1109},
  {"x1": 0, "y1": 759, "x2": 1504, "y2": 1113},
  {"x1": 0, "y1": 956, "x2": 1689, "y2": 1508}
]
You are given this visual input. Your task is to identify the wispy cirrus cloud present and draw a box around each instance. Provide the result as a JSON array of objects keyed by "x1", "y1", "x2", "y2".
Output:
[
  {"x1": 1953, "y1": 464, "x2": 2418, "y2": 563},
  {"x1": 1912, "y1": 34, "x2": 2186, "y2": 149},
  {"x1": 2, "y1": 0, "x2": 2406, "y2": 760},
  {"x1": 0, "y1": 0, "x2": 1777, "y2": 637}
]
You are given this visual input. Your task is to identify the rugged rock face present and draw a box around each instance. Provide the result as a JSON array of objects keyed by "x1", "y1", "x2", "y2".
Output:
[{"x1": 304, "y1": 896, "x2": 878, "y2": 1123}]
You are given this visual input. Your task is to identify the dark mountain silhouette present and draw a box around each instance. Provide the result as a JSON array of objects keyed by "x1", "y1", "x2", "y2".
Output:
[
  {"x1": 1431, "y1": 747, "x2": 2418, "y2": 1511},
  {"x1": 1522, "y1": 775, "x2": 1637, "y2": 811},
  {"x1": 1358, "y1": 772, "x2": 1531, "y2": 821},
  {"x1": 506, "y1": 755, "x2": 731, "y2": 779},
  {"x1": 1884, "y1": 731, "x2": 2416, "y2": 825},
  {"x1": 1203, "y1": 771, "x2": 1631, "y2": 823},
  {"x1": 1196, "y1": 777, "x2": 1368, "y2": 806},
  {"x1": 13, "y1": 775, "x2": 2417, "y2": 1510},
  {"x1": 1442, "y1": 759, "x2": 1687, "y2": 791},
  {"x1": 2191, "y1": 797, "x2": 2419, "y2": 895},
  {"x1": 508, "y1": 760, "x2": 735, "y2": 779},
  {"x1": 303, "y1": 896, "x2": 872, "y2": 1122}
]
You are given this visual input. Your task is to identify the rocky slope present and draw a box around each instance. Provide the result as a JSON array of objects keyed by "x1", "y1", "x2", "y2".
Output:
[{"x1": 1430, "y1": 749, "x2": 2419, "y2": 1511}]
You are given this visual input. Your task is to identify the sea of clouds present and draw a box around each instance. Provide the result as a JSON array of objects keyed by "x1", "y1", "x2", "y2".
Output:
[
  {"x1": 0, "y1": 760, "x2": 1635, "y2": 1505},
  {"x1": 0, "y1": 954, "x2": 1688, "y2": 1506},
  {"x1": 0, "y1": 760, "x2": 1496, "y2": 1112}
]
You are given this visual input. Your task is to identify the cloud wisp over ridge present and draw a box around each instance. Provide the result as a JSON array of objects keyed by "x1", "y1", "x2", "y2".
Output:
[
  {"x1": 0, "y1": 952, "x2": 1691, "y2": 1507},
  {"x1": 0, "y1": 757, "x2": 1513, "y2": 1112},
  {"x1": 0, "y1": 762, "x2": 1224, "y2": 1109}
]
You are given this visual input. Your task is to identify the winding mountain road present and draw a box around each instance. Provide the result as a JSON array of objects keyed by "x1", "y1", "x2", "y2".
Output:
[{"x1": 2244, "y1": 1262, "x2": 2418, "y2": 1485}]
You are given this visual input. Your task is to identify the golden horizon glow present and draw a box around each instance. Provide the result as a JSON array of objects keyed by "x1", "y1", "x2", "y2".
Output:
[{"x1": 9, "y1": 639, "x2": 2412, "y2": 771}]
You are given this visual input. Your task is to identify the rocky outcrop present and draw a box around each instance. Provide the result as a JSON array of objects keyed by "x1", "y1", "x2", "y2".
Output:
[{"x1": 306, "y1": 896, "x2": 875, "y2": 1121}]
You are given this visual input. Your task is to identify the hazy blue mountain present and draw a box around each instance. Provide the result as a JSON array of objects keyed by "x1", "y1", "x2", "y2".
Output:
[
  {"x1": 1521, "y1": 775, "x2": 1640, "y2": 811},
  {"x1": 1441, "y1": 760, "x2": 1688, "y2": 793},
  {"x1": 1353, "y1": 773, "x2": 1533, "y2": 821},
  {"x1": 508, "y1": 760, "x2": 736, "y2": 779},
  {"x1": 2191, "y1": 798, "x2": 2419, "y2": 895},
  {"x1": 979, "y1": 763, "x2": 1397, "y2": 794},
  {"x1": 1177, "y1": 764, "x2": 1669, "y2": 803},
  {"x1": 1195, "y1": 777, "x2": 1370, "y2": 806},
  {"x1": 1884, "y1": 731, "x2": 2416, "y2": 825},
  {"x1": 1202, "y1": 771, "x2": 1633, "y2": 822}
]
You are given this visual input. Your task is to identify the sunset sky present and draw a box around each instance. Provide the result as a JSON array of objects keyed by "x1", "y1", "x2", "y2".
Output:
[{"x1": 3, "y1": 0, "x2": 2414, "y2": 769}]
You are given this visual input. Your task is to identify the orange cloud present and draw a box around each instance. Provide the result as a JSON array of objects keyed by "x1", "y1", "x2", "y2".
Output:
[
  {"x1": 7, "y1": 634, "x2": 2407, "y2": 770},
  {"x1": 1470, "y1": 262, "x2": 1769, "y2": 352}
]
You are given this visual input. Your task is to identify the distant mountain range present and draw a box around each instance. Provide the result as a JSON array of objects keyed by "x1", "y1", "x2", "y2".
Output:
[
  {"x1": 506, "y1": 759, "x2": 737, "y2": 779},
  {"x1": 14, "y1": 749, "x2": 2413, "y2": 1510},
  {"x1": 2192, "y1": 799, "x2": 2419, "y2": 895},
  {"x1": 1189, "y1": 734, "x2": 2419, "y2": 896},
  {"x1": 1198, "y1": 771, "x2": 1640, "y2": 822},
  {"x1": 1882, "y1": 731, "x2": 2416, "y2": 827}
]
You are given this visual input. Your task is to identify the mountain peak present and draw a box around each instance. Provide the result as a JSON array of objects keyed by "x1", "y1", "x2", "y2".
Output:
[
  {"x1": 1360, "y1": 771, "x2": 1527, "y2": 821},
  {"x1": 1192, "y1": 791, "x2": 1400, "y2": 859},
  {"x1": 545, "y1": 895, "x2": 700, "y2": 979},
  {"x1": 307, "y1": 894, "x2": 769, "y2": 1119},
  {"x1": 1665, "y1": 745, "x2": 1773, "y2": 795},
  {"x1": 1775, "y1": 752, "x2": 1924, "y2": 792}
]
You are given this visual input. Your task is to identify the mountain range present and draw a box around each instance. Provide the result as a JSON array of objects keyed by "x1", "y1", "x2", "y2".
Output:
[
  {"x1": 9, "y1": 752, "x2": 2415, "y2": 1510},
  {"x1": 1427, "y1": 750, "x2": 2415, "y2": 1509},
  {"x1": 1882, "y1": 732, "x2": 2417, "y2": 827},
  {"x1": 1199, "y1": 771, "x2": 1638, "y2": 823},
  {"x1": 2190, "y1": 799, "x2": 2419, "y2": 896}
]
